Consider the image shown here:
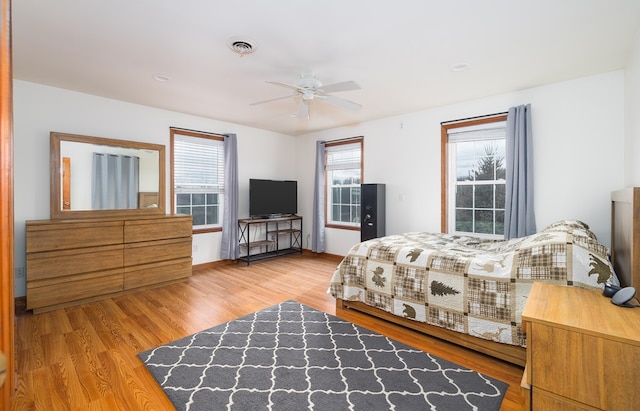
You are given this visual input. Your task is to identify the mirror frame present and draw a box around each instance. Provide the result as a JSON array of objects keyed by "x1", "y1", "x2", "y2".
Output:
[{"x1": 50, "y1": 131, "x2": 166, "y2": 219}]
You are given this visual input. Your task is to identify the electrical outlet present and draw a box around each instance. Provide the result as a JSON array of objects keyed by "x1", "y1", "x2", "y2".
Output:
[
  {"x1": 15, "y1": 267, "x2": 25, "y2": 278},
  {"x1": 193, "y1": 244, "x2": 199, "y2": 253}
]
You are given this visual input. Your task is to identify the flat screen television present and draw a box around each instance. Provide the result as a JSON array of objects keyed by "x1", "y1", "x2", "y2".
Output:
[{"x1": 249, "y1": 179, "x2": 297, "y2": 218}]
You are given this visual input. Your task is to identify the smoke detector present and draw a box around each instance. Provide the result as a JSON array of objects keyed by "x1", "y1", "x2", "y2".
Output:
[{"x1": 227, "y1": 37, "x2": 257, "y2": 57}]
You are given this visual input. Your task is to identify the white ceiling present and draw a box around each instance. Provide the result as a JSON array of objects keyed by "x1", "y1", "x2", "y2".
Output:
[{"x1": 12, "y1": 1, "x2": 640, "y2": 136}]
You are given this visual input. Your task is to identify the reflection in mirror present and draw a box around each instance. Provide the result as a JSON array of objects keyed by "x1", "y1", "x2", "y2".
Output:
[
  {"x1": 51, "y1": 132, "x2": 166, "y2": 219},
  {"x1": 60, "y1": 140, "x2": 159, "y2": 210}
]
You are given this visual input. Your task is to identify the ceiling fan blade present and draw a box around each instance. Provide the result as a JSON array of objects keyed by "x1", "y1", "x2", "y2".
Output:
[
  {"x1": 296, "y1": 100, "x2": 310, "y2": 119},
  {"x1": 319, "y1": 80, "x2": 361, "y2": 94},
  {"x1": 266, "y1": 81, "x2": 302, "y2": 91},
  {"x1": 250, "y1": 94, "x2": 297, "y2": 106},
  {"x1": 318, "y1": 94, "x2": 362, "y2": 111}
]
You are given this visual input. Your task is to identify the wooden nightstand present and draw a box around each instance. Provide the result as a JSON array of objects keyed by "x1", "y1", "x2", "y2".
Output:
[{"x1": 522, "y1": 282, "x2": 640, "y2": 410}]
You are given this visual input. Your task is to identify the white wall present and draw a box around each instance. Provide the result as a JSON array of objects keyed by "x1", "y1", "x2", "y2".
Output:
[
  {"x1": 296, "y1": 71, "x2": 626, "y2": 256},
  {"x1": 625, "y1": 28, "x2": 640, "y2": 186},
  {"x1": 13, "y1": 80, "x2": 296, "y2": 297},
  {"x1": 13, "y1": 70, "x2": 630, "y2": 296}
]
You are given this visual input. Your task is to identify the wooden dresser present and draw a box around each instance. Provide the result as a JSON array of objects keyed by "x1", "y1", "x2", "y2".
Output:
[
  {"x1": 26, "y1": 215, "x2": 192, "y2": 313},
  {"x1": 522, "y1": 282, "x2": 640, "y2": 410}
]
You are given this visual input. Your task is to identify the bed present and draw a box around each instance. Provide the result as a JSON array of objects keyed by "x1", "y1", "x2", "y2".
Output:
[{"x1": 330, "y1": 188, "x2": 640, "y2": 366}]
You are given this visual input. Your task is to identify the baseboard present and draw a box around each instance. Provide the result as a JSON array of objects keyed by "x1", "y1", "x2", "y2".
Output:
[{"x1": 197, "y1": 250, "x2": 345, "y2": 271}]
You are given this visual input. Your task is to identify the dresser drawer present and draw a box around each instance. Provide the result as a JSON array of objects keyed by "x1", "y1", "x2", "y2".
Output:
[
  {"x1": 26, "y1": 220, "x2": 123, "y2": 252},
  {"x1": 25, "y1": 216, "x2": 192, "y2": 312},
  {"x1": 124, "y1": 216, "x2": 192, "y2": 243},
  {"x1": 26, "y1": 268, "x2": 124, "y2": 310},
  {"x1": 532, "y1": 389, "x2": 593, "y2": 411},
  {"x1": 530, "y1": 322, "x2": 640, "y2": 410},
  {"x1": 124, "y1": 237, "x2": 192, "y2": 266},
  {"x1": 124, "y1": 257, "x2": 192, "y2": 289},
  {"x1": 27, "y1": 245, "x2": 124, "y2": 280}
]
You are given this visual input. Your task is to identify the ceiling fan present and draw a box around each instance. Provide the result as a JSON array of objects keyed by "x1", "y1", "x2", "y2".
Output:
[{"x1": 250, "y1": 71, "x2": 362, "y2": 119}]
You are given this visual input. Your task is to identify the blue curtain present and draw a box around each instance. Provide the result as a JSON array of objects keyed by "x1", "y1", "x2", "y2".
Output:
[
  {"x1": 504, "y1": 104, "x2": 536, "y2": 239},
  {"x1": 312, "y1": 141, "x2": 326, "y2": 252},
  {"x1": 220, "y1": 133, "x2": 239, "y2": 259},
  {"x1": 92, "y1": 153, "x2": 139, "y2": 209}
]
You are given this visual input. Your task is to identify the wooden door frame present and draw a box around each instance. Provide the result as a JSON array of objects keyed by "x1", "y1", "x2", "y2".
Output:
[
  {"x1": 0, "y1": 0, "x2": 14, "y2": 407},
  {"x1": 62, "y1": 157, "x2": 70, "y2": 209}
]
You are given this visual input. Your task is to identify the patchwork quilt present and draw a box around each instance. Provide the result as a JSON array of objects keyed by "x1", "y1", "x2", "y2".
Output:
[{"x1": 329, "y1": 220, "x2": 618, "y2": 347}]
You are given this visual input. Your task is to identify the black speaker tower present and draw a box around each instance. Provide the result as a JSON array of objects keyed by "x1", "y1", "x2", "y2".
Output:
[{"x1": 361, "y1": 183, "x2": 385, "y2": 242}]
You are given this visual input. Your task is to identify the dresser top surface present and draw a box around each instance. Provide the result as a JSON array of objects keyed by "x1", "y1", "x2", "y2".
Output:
[
  {"x1": 522, "y1": 282, "x2": 640, "y2": 345},
  {"x1": 26, "y1": 214, "x2": 191, "y2": 225}
]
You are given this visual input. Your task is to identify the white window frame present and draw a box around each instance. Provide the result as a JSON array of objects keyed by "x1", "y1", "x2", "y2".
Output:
[
  {"x1": 444, "y1": 117, "x2": 507, "y2": 239},
  {"x1": 325, "y1": 138, "x2": 363, "y2": 229},
  {"x1": 171, "y1": 129, "x2": 225, "y2": 232}
]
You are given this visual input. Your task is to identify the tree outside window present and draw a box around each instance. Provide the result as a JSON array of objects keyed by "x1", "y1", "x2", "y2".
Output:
[{"x1": 454, "y1": 142, "x2": 505, "y2": 235}]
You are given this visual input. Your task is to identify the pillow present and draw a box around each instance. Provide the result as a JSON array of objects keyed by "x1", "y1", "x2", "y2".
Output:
[{"x1": 543, "y1": 220, "x2": 590, "y2": 231}]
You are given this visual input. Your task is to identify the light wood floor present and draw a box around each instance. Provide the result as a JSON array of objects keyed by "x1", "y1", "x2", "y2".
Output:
[{"x1": 12, "y1": 254, "x2": 526, "y2": 410}]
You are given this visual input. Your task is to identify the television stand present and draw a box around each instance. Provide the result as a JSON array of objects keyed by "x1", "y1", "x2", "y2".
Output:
[{"x1": 237, "y1": 215, "x2": 302, "y2": 265}]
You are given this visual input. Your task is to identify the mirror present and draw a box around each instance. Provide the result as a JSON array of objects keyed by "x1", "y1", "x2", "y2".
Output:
[{"x1": 50, "y1": 132, "x2": 166, "y2": 219}]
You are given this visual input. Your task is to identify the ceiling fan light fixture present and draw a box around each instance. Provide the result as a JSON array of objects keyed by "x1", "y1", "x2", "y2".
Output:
[{"x1": 227, "y1": 36, "x2": 257, "y2": 57}]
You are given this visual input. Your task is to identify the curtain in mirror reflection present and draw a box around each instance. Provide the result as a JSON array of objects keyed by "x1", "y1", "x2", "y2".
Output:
[{"x1": 91, "y1": 153, "x2": 139, "y2": 209}]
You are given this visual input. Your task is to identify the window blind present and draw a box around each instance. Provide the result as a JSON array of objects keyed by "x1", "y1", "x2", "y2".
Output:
[
  {"x1": 325, "y1": 142, "x2": 361, "y2": 171},
  {"x1": 174, "y1": 134, "x2": 224, "y2": 193},
  {"x1": 447, "y1": 121, "x2": 507, "y2": 142}
]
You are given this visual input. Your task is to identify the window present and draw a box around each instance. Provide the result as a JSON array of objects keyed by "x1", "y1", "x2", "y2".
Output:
[
  {"x1": 171, "y1": 129, "x2": 225, "y2": 231},
  {"x1": 325, "y1": 137, "x2": 363, "y2": 228},
  {"x1": 442, "y1": 115, "x2": 507, "y2": 238}
]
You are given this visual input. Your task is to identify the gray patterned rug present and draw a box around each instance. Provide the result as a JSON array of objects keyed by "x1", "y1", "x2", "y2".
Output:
[{"x1": 138, "y1": 301, "x2": 508, "y2": 411}]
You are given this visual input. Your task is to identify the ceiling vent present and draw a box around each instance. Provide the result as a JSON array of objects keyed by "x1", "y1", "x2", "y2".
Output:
[{"x1": 227, "y1": 37, "x2": 257, "y2": 57}]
